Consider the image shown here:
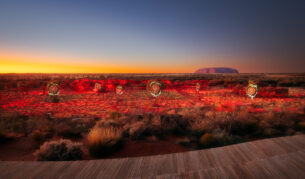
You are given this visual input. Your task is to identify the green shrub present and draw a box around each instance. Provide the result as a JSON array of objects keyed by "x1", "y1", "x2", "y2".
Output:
[
  {"x1": 34, "y1": 139, "x2": 83, "y2": 161},
  {"x1": 87, "y1": 126, "x2": 122, "y2": 158}
]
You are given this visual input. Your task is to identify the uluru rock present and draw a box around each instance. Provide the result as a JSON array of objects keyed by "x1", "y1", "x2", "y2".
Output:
[{"x1": 195, "y1": 67, "x2": 239, "y2": 74}]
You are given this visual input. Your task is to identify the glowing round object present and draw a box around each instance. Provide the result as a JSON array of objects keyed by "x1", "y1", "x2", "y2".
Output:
[
  {"x1": 148, "y1": 81, "x2": 161, "y2": 97},
  {"x1": 196, "y1": 83, "x2": 200, "y2": 92},
  {"x1": 116, "y1": 85, "x2": 123, "y2": 95},
  {"x1": 246, "y1": 83, "x2": 258, "y2": 100},
  {"x1": 47, "y1": 82, "x2": 60, "y2": 96},
  {"x1": 93, "y1": 82, "x2": 102, "y2": 92}
]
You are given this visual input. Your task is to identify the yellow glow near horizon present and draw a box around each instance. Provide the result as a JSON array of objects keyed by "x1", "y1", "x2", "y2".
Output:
[
  {"x1": 0, "y1": 59, "x2": 164, "y2": 73},
  {"x1": 0, "y1": 49, "x2": 245, "y2": 73},
  {"x1": 0, "y1": 49, "x2": 197, "y2": 73}
]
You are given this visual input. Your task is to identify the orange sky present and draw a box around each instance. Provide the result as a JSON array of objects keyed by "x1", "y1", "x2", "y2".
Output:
[
  {"x1": 1, "y1": 48, "x2": 269, "y2": 73},
  {"x1": 0, "y1": 50, "x2": 200, "y2": 73}
]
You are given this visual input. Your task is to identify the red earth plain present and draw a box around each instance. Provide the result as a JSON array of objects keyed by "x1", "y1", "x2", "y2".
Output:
[{"x1": 0, "y1": 73, "x2": 304, "y2": 161}]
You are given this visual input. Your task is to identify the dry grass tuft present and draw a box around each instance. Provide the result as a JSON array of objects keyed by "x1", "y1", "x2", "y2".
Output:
[{"x1": 87, "y1": 125, "x2": 123, "y2": 157}]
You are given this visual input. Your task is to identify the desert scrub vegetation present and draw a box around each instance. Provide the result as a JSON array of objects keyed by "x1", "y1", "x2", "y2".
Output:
[
  {"x1": 198, "y1": 130, "x2": 243, "y2": 149},
  {"x1": 0, "y1": 129, "x2": 14, "y2": 143},
  {"x1": 298, "y1": 121, "x2": 305, "y2": 131},
  {"x1": 87, "y1": 124, "x2": 123, "y2": 158},
  {"x1": 30, "y1": 129, "x2": 51, "y2": 147},
  {"x1": 0, "y1": 113, "x2": 29, "y2": 137},
  {"x1": 34, "y1": 139, "x2": 83, "y2": 161}
]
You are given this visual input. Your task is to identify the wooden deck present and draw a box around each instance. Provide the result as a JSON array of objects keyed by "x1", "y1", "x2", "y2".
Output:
[{"x1": 0, "y1": 134, "x2": 304, "y2": 178}]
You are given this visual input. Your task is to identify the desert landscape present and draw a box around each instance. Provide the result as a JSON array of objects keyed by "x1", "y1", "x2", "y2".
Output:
[
  {"x1": 0, "y1": 73, "x2": 304, "y2": 161},
  {"x1": 1, "y1": 0, "x2": 305, "y2": 177}
]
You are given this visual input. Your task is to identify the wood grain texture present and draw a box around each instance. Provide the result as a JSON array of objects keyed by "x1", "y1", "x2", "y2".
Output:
[{"x1": 0, "y1": 135, "x2": 304, "y2": 179}]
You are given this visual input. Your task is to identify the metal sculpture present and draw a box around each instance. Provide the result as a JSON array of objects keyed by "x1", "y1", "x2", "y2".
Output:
[
  {"x1": 148, "y1": 81, "x2": 162, "y2": 97},
  {"x1": 47, "y1": 82, "x2": 60, "y2": 96},
  {"x1": 246, "y1": 80, "x2": 258, "y2": 100},
  {"x1": 116, "y1": 85, "x2": 124, "y2": 95}
]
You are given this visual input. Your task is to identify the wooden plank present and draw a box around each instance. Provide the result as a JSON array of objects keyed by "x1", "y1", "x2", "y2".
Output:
[
  {"x1": 123, "y1": 157, "x2": 144, "y2": 178},
  {"x1": 115, "y1": 157, "x2": 142, "y2": 178},
  {"x1": 251, "y1": 139, "x2": 286, "y2": 157},
  {"x1": 74, "y1": 160, "x2": 105, "y2": 178},
  {"x1": 42, "y1": 161, "x2": 71, "y2": 179},
  {"x1": 0, "y1": 162, "x2": 27, "y2": 178},
  {"x1": 58, "y1": 161, "x2": 87, "y2": 178}
]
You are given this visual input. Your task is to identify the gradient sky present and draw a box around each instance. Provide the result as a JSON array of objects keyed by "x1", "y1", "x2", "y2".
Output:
[{"x1": 0, "y1": 0, "x2": 305, "y2": 73}]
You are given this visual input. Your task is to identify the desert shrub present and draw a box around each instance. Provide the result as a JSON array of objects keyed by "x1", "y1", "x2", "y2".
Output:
[
  {"x1": 231, "y1": 119, "x2": 259, "y2": 136},
  {"x1": 198, "y1": 130, "x2": 243, "y2": 149},
  {"x1": 213, "y1": 112, "x2": 236, "y2": 132},
  {"x1": 285, "y1": 129, "x2": 295, "y2": 136},
  {"x1": 212, "y1": 130, "x2": 243, "y2": 146},
  {"x1": 95, "y1": 119, "x2": 119, "y2": 128},
  {"x1": 189, "y1": 120, "x2": 205, "y2": 137},
  {"x1": 144, "y1": 115, "x2": 163, "y2": 138},
  {"x1": 263, "y1": 128, "x2": 280, "y2": 137},
  {"x1": 30, "y1": 129, "x2": 49, "y2": 146},
  {"x1": 109, "y1": 111, "x2": 122, "y2": 121},
  {"x1": 298, "y1": 121, "x2": 305, "y2": 131},
  {"x1": 160, "y1": 114, "x2": 190, "y2": 135},
  {"x1": 0, "y1": 131, "x2": 13, "y2": 143},
  {"x1": 55, "y1": 122, "x2": 82, "y2": 138},
  {"x1": 26, "y1": 117, "x2": 54, "y2": 139},
  {"x1": 34, "y1": 139, "x2": 82, "y2": 161},
  {"x1": 231, "y1": 112, "x2": 259, "y2": 136},
  {"x1": 1, "y1": 116, "x2": 24, "y2": 135},
  {"x1": 0, "y1": 121, "x2": 14, "y2": 143},
  {"x1": 258, "y1": 112, "x2": 294, "y2": 133},
  {"x1": 126, "y1": 121, "x2": 146, "y2": 140},
  {"x1": 53, "y1": 118, "x2": 96, "y2": 139},
  {"x1": 199, "y1": 133, "x2": 216, "y2": 148},
  {"x1": 190, "y1": 118, "x2": 215, "y2": 137},
  {"x1": 87, "y1": 126, "x2": 122, "y2": 158}
]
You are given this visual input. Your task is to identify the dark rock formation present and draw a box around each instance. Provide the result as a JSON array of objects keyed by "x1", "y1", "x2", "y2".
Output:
[{"x1": 195, "y1": 67, "x2": 239, "y2": 74}]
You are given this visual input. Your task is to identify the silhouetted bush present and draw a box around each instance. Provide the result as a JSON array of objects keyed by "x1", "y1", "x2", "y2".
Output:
[
  {"x1": 263, "y1": 128, "x2": 280, "y2": 137},
  {"x1": 34, "y1": 139, "x2": 82, "y2": 161},
  {"x1": 126, "y1": 121, "x2": 146, "y2": 140},
  {"x1": 30, "y1": 129, "x2": 49, "y2": 147},
  {"x1": 0, "y1": 131, "x2": 13, "y2": 143},
  {"x1": 298, "y1": 121, "x2": 305, "y2": 131},
  {"x1": 160, "y1": 114, "x2": 190, "y2": 135},
  {"x1": 55, "y1": 122, "x2": 82, "y2": 138},
  {"x1": 231, "y1": 118, "x2": 259, "y2": 136},
  {"x1": 199, "y1": 133, "x2": 216, "y2": 148},
  {"x1": 199, "y1": 130, "x2": 243, "y2": 149}
]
